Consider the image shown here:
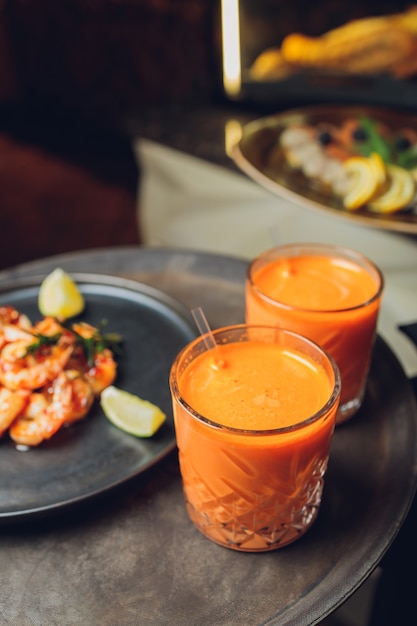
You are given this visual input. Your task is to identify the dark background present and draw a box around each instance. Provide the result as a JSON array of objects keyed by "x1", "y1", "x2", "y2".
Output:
[
  {"x1": 0, "y1": 0, "x2": 220, "y2": 270},
  {"x1": 0, "y1": 0, "x2": 415, "y2": 270}
]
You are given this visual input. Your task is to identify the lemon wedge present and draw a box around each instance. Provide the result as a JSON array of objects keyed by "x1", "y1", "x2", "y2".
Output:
[
  {"x1": 368, "y1": 164, "x2": 415, "y2": 214},
  {"x1": 100, "y1": 386, "x2": 166, "y2": 437},
  {"x1": 38, "y1": 268, "x2": 85, "y2": 319},
  {"x1": 342, "y1": 153, "x2": 386, "y2": 210}
]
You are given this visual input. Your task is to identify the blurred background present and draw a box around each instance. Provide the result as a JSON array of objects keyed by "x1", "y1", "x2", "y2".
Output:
[
  {"x1": 0, "y1": 0, "x2": 221, "y2": 269},
  {"x1": 0, "y1": 0, "x2": 416, "y2": 268}
]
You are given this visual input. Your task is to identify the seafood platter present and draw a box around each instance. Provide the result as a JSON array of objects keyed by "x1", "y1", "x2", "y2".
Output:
[{"x1": 232, "y1": 104, "x2": 417, "y2": 234}]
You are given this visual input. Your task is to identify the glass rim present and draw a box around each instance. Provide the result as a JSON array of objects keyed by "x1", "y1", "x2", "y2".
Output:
[
  {"x1": 170, "y1": 323, "x2": 341, "y2": 436},
  {"x1": 246, "y1": 243, "x2": 384, "y2": 314}
]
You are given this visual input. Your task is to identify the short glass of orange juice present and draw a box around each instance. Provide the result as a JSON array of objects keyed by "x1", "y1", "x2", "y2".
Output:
[
  {"x1": 169, "y1": 324, "x2": 341, "y2": 552},
  {"x1": 245, "y1": 243, "x2": 384, "y2": 424}
]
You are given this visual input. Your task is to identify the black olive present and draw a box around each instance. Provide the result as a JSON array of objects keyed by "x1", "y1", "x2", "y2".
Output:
[
  {"x1": 318, "y1": 130, "x2": 332, "y2": 145},
  {"x1": 395, "y1": 136, "x2": 412, "y2": 151},
  {"x1": 352, "y1": 126, "x2": 368, "y2": 141}
]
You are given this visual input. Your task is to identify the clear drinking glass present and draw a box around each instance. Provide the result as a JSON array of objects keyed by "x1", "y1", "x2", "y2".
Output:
[
  {"x1": 246, "y1": 243, "x2": 384, "y2": 424},
  {"x1": 170, "y1": 324, "x2": 341, "y2": 552}
]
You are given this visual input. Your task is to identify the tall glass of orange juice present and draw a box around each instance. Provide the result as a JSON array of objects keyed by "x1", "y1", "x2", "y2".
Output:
[
  {"x1": 246, "y1": 243, "x2": 383, "y2": 424},
  {"x1": 170, "y1": 324, "x2": 341, "y2": 552}
]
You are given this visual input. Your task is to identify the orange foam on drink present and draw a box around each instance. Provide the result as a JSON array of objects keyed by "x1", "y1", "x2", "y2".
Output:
[
  {"x1": 179, "y1": 340, "x2": 332, "y2": 429},
  {"x1": 255, "y1": 255, "x2": 378, "y2": 310}
]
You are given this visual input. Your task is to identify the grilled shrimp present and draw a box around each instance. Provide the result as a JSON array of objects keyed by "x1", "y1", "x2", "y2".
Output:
[
  {"x1": 9, "y1": 369, "x2": 94, "y2": 446},
  {"x1": 32, "y1": 316, "x2": 78, "y2": 351},
  {"x1": 0, "y1": 306, "x2": 32, "y2": 350},
  {"x1": 0, "y1": 306, "x2": 31, "y2": 329},
  {"x1": 0, "y1": 386, "x2": 30, "y2": 437},
  {"x1": 69, "y1": 322, "x2": 117, "y2": 395},
  {"x1": 67, "y1": 347, "x2": 117, "y2": 396},
  {"x1": 0, "y1": 339, "x2": 73, "y2": 391},
  {"x1": 83, "y1": 349, "x2": 117, "y2": 395},
  {"x1": 56, "y1": 369, "x2": 95, "y2": 424},
  {"x1": 0, "y1": 309, "x2": 119, "y2": 445}
]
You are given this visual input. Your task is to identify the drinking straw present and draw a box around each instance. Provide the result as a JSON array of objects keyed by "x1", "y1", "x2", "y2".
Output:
[{"x1": 191, "y1": 307, "x2": 218, "y2": 352}]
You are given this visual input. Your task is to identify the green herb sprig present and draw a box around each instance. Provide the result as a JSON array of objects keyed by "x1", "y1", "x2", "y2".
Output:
[
  {"x1": 396, "y1": 145, "x2": 417, "y2": 170},
  {"x1": 23, "y1": 333, "x2": 62, "y2": 356},
  {"x1": 70, "y1": 320, "x2": 123, "y2": 367},
  {"x1": 354, "y1": 116, "x2": 393, "y2": 163},
  {"x1": 22, "y1": 320, "x2": 123, "y2": 366},
  {"x1": 354, "y1": 116, "x2": 417, "y2": 170}
]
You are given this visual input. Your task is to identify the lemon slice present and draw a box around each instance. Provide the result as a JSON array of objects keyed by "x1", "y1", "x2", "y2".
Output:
[
  {"x1": 368, "y1": 164, "x2": 415, "y2": 214},
  {"x1": 369, "y1": 152, "x2": 386, "y2": 186},
  {"x1": 38, "y1": 268, "x2": 85, "y2": 319},
  {"x1": 101, "y1": 386, "x2": 166, "y2": 437},
  {"x1": 342, "y1": 153, "x2": 386, "y2": 210}
]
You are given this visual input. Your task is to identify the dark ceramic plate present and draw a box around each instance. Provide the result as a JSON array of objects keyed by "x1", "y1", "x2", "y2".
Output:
[
  {"x1": 232, "y1": 104, "x2": 417, "y2": 234},
  {"x1": 0, "y1": 273, "x2": 196, "y2": 522}
]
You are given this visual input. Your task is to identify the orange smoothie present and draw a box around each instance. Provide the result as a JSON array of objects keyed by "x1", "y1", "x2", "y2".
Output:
[
  {"x1": 170, "y1": 326, "x2": 340, "y2": 551},
  {"x1": 246, "y1": 245, "x2": 383, "y2": 422}
]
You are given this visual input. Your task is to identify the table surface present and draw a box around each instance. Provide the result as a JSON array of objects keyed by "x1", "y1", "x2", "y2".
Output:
[{"x1": 1, "y1": 246, "x2": 417, "y2": 626}]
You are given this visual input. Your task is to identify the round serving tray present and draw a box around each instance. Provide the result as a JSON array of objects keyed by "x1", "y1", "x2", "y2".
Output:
[{"x1": 1, "y1": 246, "x2": 416, "y2": 626}]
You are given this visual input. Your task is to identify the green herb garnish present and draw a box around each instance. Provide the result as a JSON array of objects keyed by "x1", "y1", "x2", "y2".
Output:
[
  {"x1": 396, "y1": 145, "x2": 417, "y2": 170},
  {"x1": 23, "y1": 320, "x2": 123, "y2": 367},
  {"x1": 70, "y1": 320, "x2": 123, "y2": 367},
  {"x1": 354, "y1": 116, "x2": 393, "y2": 163},
  {"x1": 353, "y1": 116, "x2": 417, "y2": 172},
  {"x1": 23, "y1": 332, "x2": 62, "y2": 356}
]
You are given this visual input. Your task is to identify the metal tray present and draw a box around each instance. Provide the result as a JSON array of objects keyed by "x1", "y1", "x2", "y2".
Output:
[{"x1": 1, "y1": 247, "x2": 416, "y2": 626}]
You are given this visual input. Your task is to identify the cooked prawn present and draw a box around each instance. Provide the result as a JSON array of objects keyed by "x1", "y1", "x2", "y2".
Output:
[
  {"x1": 0, "y1": 306, "x2": 32, "y2": 350},
  {"x1": 0, "y1": 340, "x2": 73, "y2": 391},
  {"x1": 0, "y1": 386, "x2": 30, "y2": 437},
  {"x1": 69, "y1": 321, "x2": 117, "y2": 395},
  {"x1": 0, "y1": 307, "x2": 120, "y2": 445},
  {"x1": 9, "y1": 369, "x2": 94, "y2": 446},
  {"x1": 0, "y1": 312, "x2": 70, "y2": 352},
  {"x1": 0, "y1": 306, "x2": 31, "y2": 329},
  {"x1": 32, "y1": 316, "x2": 78, "y2": 352},
  {"x1": 56, "y1": 369, "x2": 95, "y2": 424},
  {"x1": 0, "y1": 324, "x2": 34, "y2": 347},
  {"x1": 84, "y1": 349, "x2": 117, "y2": 395},
  {"x1": 67, "y1": 347, "x2": 117, "y2": 396}
]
